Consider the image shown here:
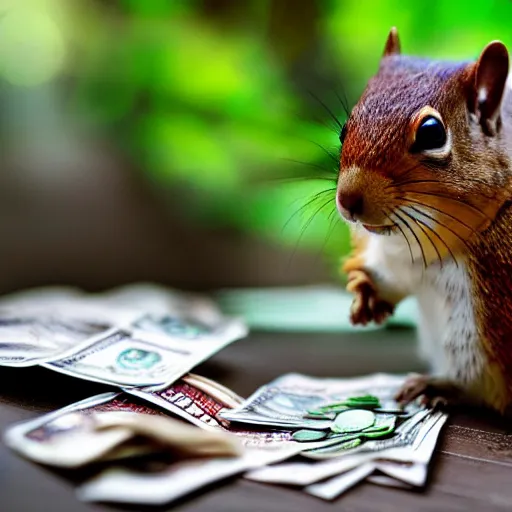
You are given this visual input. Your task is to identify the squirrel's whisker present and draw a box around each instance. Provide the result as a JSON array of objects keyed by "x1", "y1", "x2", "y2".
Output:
[
  {"x1": 402, "y1": 191, "x2": 491, "y2": 221},
  {"x1": 397, "y1": 178, "x2": 493, "y2": 196},
  {"x1": 282, "y1": 188, "x2": 337, "y2": 234},
  {"x1": 287, "y1": 195, "x2": 335, "y2": 268},
  {"x1": 332, "y1": 88, "x2": 351, "y2": 118},
  {"x1": 384, "y1": 209, "x2": 414, "y2": 264},
  {"x1": 400, "y1": 207, "x2": 457, "y2": 268},
  {"x1": 307, "y1": 90, "x2": 345, "y2": 132},
  {"x1": 270, "y1": 174, "x2": 338, "y2": 184},
  {"x1": 400, "y1": 197, "x2": 477, "y2": 234},
  {"x1": 400, "y1": 208, "x2": 443, "y2": 269},
  {"x1": 297, "y1": 196, "x2": 336, "y2": 241},
  {"x1": 316, "y1": 207, "x2": 342, "y2": 260},
  {"x1": 401, "y1": 205, "x2": 459, "y2": 267},
  {"x1": 310, "y1": 141, "x2": 341, "y2": 165},
  {"x1": 398, "y1": 180, "x2": 495, "y2": 201},
  {"x1": 405, "y1": 204, "x2": 473, "y2": 252},
  {"x1": 328, "y1": 206, "x2": 339, "y2": 224},
  {"x1": 393, "y1": 210, "x2": 428, "y2": 270},
  {"x1": 278, "y1": 158, "x2": 339, "y2": 180}
]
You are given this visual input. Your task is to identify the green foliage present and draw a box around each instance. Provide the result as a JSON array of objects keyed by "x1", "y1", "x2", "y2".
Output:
[
  {"x1": 6, "y1": 0, "x2": 512, "y2": 275},
  {"x1": 70, "y1": 6, "x2": 349, "y2": 268}
]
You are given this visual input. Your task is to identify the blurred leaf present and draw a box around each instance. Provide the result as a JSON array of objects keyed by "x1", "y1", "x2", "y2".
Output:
[
  {"x1": 121, "y1": 0, "x2": 197, "y2": 17},
  {"x1": 35, "y1": 0, "x2": 512, "y2": 272},
  {"x1": 134, "y1": 112, "x2": 239, "y2": 191}
]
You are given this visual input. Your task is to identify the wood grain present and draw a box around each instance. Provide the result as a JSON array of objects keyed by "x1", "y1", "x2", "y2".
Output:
[{"x1": 1, "y1": 327, "x2": 511, "y2": 511}]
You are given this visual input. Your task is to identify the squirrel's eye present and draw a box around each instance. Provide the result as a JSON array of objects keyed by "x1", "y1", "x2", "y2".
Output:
[
  {"x1": 339, "y1": 123, "x2": 347, "y2": 144},
  {"x1": 411, "y1": 116, "x2": 446, "y2": 152}
]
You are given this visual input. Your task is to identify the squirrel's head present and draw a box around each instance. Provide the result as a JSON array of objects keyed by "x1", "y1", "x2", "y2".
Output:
[{"x1": 337, "y1": 27, "x2": 512, "y2": 263}]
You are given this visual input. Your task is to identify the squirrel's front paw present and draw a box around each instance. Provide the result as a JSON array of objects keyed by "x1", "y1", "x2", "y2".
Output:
[
  {"x1": 395, "y1": 374, "x2": 455, "y2": 409},
  {"x1": 346, "y1": 270, "x2": 394, "y2": 326}
]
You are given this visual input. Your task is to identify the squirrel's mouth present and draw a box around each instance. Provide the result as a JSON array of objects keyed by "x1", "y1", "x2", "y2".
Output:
[{"x1": 362, "y1": 224, "x2": 396, "y2": 235}]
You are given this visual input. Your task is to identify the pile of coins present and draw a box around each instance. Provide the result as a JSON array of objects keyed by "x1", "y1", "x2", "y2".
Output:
[{"x1": 291, "y1": 395, "x2": 402, "y2": 451}]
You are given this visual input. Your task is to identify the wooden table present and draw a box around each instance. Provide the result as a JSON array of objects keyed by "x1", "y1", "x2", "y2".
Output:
[{"x1": 1, "y1": 328, "x2": 512, "y2": 511}]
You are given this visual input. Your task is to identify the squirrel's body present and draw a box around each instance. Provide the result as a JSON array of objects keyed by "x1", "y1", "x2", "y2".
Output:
[
  {"x1": 338, "y1": 29, "x2": 512, "y2": 413},
  {"x1": 353, "y1": 214, "x2": 508, "y2": 411}
]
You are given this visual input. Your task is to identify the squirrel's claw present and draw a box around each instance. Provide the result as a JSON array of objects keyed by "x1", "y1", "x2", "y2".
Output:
[
  {"x1": 347, "y1": 270, "x2": 394, "y2": 326},
  {"x1": 395, "y1": 374, "x2": 452, "y2": 410},
  {"x1": 395, "y1": 373, "x2": 431, "y2": 404}
]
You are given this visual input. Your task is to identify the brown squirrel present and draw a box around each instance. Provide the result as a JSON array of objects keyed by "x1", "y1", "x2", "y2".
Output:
[{"x1": 338, "y1": 27, "x2": 512, "y2": 414}]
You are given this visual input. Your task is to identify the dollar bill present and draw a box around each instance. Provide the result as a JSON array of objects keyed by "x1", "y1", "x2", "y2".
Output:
[
  {"x1": 244, "y1": 410, "x2": 443, "y2": 483},
  {"x1": 181, "y1": 373, "x2": 245, "y2": 409},
  {"x1": 0, "y1": 298, "x2": 137, "y2": 367},
  {"x1": 301, "y1": 411, "x2": 448, "y2": 500},
  {"x1": 372, "y1": 410, "x2": 448, "y2": 487},
  {"x1": 99, "y1": 283, "x2": 224, "y2": 322},
  {"x1": 218, "y1": 372, "x2": 419, "y2": 430},
  {"x1": 94, "y1": 410, "x2": 241, "y2": 458},
  {"x1": 0, "y1": 299, "x2": 113, "y2": 368},
  {"x1": 4, "y1": 371, "x2": 448, "y2": 506},
  {"x1": 124, "y1": 374, "x2": 301, "y2": 445},
  {"x1": 304, "y1": 465, "x2": 413, "y2": 501},
  {"x1": 235, "y1": 373, "x2": 448, "y2": 497},
  {"x1": 42, "y1": 313, "x2": 246, "y2": 388},
  {"x1": 367, "y1": 474, "x2": 414, "y2": 489},
  {"x1": 77, "y1": 444, "x2": 304, "y2": 506},
  {"x1": 305, "y1": 462, "x2": 377, "y2": 500},
  {"x1": 125, "y1": 374, "x2": 354, "y2": 452},
  {"x1": 99, "y1": 283, "x2": 247, "y2": 345},
  {"x1": 0, "y1": 283, "x2": 247, "y2": 373},
  {"x1": 78, "y1": 373, "x2": 436, "y2": 506},
  {"x1": 76, "y1": 375, "x2": 344, "y2": 505},
  {"x1": 302, "y1": 407, "x2": 432, "y2": 459},
  {"x1": 0, "y1": 286, "x2": 83, "y2": 308},
  {"x1": 3, "y1": 392, "x2": 152, "y2": 467},
  {"x1": 3, "y1": 388, "x2": 240, "y2": 468},
  {"x1": 245, "y1": 409, "x2": 447, "y2": 500}
]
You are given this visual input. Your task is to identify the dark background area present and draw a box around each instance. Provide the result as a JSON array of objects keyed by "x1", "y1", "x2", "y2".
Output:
[{"x1": 1, "y1": 0, "x2": 512, "y2": 295}]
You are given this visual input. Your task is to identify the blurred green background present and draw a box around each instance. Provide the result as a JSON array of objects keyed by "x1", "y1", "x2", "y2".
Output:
[{"x1": 1, "y1": 0, "x2": 512, "y2": 290}]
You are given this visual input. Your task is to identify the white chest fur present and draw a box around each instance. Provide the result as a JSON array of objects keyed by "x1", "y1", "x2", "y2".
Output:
[
  {"x1": 362, "y1": 231, "x2": 487, "y2": 386},
  {"x1": 417, "y1": 262, "x2": 486, "y2": 385}
]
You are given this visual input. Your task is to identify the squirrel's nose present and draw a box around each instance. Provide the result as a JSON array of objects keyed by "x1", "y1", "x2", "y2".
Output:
[{"x1": 337, "y1": 192, "x2": 364, "y2": 221}]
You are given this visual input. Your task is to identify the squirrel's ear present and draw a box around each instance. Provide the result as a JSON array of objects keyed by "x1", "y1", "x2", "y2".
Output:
[
  {"x1": 383, "y1": 27, "x2": 401, "y2": 57},
  {"x1": 471, "y1": 40, "x2": 509, "y2": 136}
]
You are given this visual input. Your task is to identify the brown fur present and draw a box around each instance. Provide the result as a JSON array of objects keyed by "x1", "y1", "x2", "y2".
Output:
[
  {"x1": 341, "y1": 230, "x2": 395, "y2": 325},
  {"x1": 342, "y1": 228, "x2": 368, "y2": 274},
  {"x1": 338, "y1": 30, "x2": 512, "y2": 413},
  {"x1": 467, "y1": 203, "x2": 512, "y2": 411},
  {"x1": 339, "y1": 56, "x2": 511, "y2": 246}
]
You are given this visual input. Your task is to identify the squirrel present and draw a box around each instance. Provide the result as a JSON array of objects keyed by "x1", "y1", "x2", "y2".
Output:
[{"x1": 337, "y1": 27, "x2": 512, "y2": 415}]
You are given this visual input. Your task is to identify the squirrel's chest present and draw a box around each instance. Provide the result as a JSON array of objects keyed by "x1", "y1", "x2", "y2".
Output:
[
  {"x1": 365, "y1": 233, "x2": 488, "y2": 384},
  {"x1": 416, "y1": 262, "x2": 487, "y2": 384}
]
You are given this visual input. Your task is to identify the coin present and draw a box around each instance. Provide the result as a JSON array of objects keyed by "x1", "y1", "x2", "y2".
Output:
[
  {"x1": 345, "y1": 394, "x2": 379, "y2": 403},
  {"x1": 309, "y1": 403, "x2": 349, "y2": 413},
  {"x1": 363, "y1": 415, "x2": 396, "y2": 433},
  {"x1": 343, "y1": 395, "x2": 381, "y2": 409},
  {"x1": 331, "y1": 409, "x2": 375, "y2": 434},
  {"x1": 304, "y1": 411, "x2": 336, "y2": 420},
  {"x1": 311, "y1": 394, "x2": 381, "y2": 413},
  {"x1": 360, "y1": 427, "x2": 394, "y2": 439},
  {"x1": 305, "y1": 437, "x2": 362, "y2": 455},
  {"x1": 292, "y1": 429, "x2": 329, "y2": 442}
]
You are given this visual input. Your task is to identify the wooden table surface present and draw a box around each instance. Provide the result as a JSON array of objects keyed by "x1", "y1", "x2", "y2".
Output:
[{"x1": 1, "y1": 327, "x2": 512, "y2": 512}]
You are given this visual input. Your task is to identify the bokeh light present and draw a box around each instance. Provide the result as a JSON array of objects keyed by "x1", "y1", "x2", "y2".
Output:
[{"x1": 0, "y1": 2, "x2": 65, "y2": 86}]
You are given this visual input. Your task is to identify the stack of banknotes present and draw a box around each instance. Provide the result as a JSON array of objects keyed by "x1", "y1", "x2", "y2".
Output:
[
  {"x1": 0, "y1": 284, "x2": 448, "y2": 505},
  {"x1": 0, "y1": 283, "x2": 248, "y2": 385}
]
